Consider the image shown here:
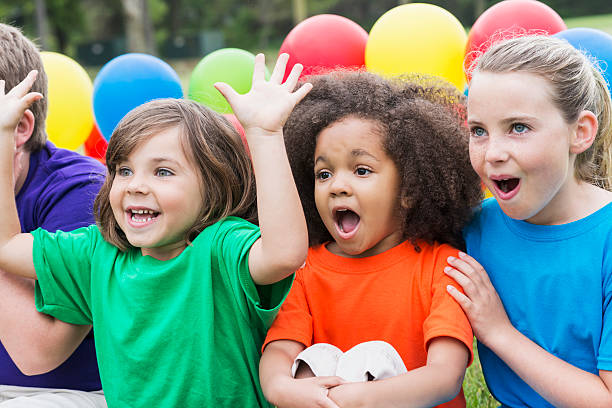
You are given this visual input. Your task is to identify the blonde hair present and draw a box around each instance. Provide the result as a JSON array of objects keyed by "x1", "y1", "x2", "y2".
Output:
[
  {"x1": 470, "y1": 35, "x2": 612, "y2": 191},
  {"x1": 94, "y1": 99, "x2": 257, "y2": 251},
  {"x1": 0, "y1": 23, "x2": 48, "y2": 152}
]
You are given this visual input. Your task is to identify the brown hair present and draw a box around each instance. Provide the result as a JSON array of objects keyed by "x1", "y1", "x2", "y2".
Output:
[
  {"x1": 469, "y1": 35, "x2": 612, "y2": 191},
  {"x1": 284, "y1": 71, "x2": 483, "y2": 250},
  {"x1": 94, "y1": 98, "x2": 257, "y2": 251},
  {"x1": 0, "y1": 23, "x2": 48, "y2": 152}
]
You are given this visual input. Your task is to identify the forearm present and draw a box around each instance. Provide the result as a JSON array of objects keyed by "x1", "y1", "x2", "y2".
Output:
[
  {"x1": 248, "y1": 130, "x2": 308, "y2": 284},
  {"x1": 487, "y1": 326, "x2": 612, "y2": 408},
  {"x1": 0, "y1": 269, "x2": 91, "y2": 374},
  {"x1": 260, "y1": 340, "x2": 304, "y2": 404}
]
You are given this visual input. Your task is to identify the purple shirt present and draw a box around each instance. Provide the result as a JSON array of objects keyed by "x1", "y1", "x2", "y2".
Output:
[{"x1": 0, "y1": 141, "x2": 105, "y2": 390}]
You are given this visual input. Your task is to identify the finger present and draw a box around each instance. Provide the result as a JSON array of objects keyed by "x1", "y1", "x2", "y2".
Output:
[
  {"x1": 214, "y1": 82, "x2": 239, "y2": 105},
  {"x1": 22, "y1": 92, "x2": 43, "y2": 108},
  {"x1": 443, "y1": 266, "x2": 473, "y2": 291},
  {"x1": 321, "y1": 397, "x2": 341, "y2": 408},
  {"x1": 270, "y1": 53, "x2": 290, "y2": 84},
  {"x1": 282, "y1": 61, "x2": 304, "y2": 90},
  {"x1": 446, "y1": 284, "x2": 473, "y2": 311},
  {"x1": 292, "y1": 82, "x2": 313, "y2": 105},
  {"x1": 8, "y1": 70, "x2": 38, "y2": 97},
  {"x1": 316, "y1": 376, "x2": 345, "y2": 387},
  {"x1": 0, "y1": 80, "x2": 5, "y2": 95},
  {"x1": 447, "y1": 255, "x2": 478, "y2": 279},
  {"x1": 251, "y1": 53, "x2": 266, "y2": 83}
]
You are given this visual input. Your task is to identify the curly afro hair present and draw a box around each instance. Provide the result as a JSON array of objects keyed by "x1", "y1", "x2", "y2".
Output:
[{"x1": 284, "y1": 71, "x2": 482, "y2": 251}]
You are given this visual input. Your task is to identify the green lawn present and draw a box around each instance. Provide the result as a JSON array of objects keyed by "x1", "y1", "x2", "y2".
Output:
[{"x1": 565, "y1": 13, "x2": 612, "y2": 35}]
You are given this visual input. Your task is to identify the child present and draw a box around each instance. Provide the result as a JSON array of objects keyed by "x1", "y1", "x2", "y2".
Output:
[
  {"x1": 445, "y1": 35, "x2": 612, "y2": 407},
  {"x1": 0, "y1": 53, "x2": 311, "y2": 407},
  {"x1": 259, "y1": 72, "x2": 483, "y2": 407},
  {"x1": 0, "y1": 23, "x2": 106, "y2": 407}
]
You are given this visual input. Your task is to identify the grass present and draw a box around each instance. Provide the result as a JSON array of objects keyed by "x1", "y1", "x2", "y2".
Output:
[
  {"x1": 463, "y1": 339, "x2": 499, "y2": 407},
  {"x1": 564, "y1": 13, "x2": 612, "y2": 35}
]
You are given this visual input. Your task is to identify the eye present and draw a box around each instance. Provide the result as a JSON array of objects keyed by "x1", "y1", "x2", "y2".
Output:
[
  {"x1": 512, "y1": 123, "x2": 529, "y2": 134},
  {"x1": 156, "y1": 168, "x2": 174, "y2": 177},
  {"x1": 355, "y1": 167, "x2": 371, "y2": 176},
  {"x1": 117, "y1": 167, "x2": 132, "y2": 177},
  {"x1": 470, "y1": 127, "x2": 487, "y2": 138},
  {"x1": 316, "y1": 170, "x2": 332, "y2": 181}
]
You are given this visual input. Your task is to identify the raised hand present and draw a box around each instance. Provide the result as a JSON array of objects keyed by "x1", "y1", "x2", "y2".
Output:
[
  {"x1": 0, "y1": 71, "x2": 42, "y2": 135},
  {"x1": 214, "y1": 53, "x2": 312, "y2": 137},
  {"x1": 444, "y1": 252, "x2": 513, "y2": 346}
]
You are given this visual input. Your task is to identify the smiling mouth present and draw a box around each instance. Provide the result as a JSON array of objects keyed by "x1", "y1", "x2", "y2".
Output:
[
  {"x1": 128, "y1": 209, "x2": 160, "y2": 223},
  {"x1": 334, "y1": 209, "x2": 360, "y2": 234}
]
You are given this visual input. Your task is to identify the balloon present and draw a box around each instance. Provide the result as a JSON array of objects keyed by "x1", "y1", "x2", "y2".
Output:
[
  {"x1": 93, "y1": 53, "x2": 183, "y2": 140},
  {"x1": 84, "y1": 124, "x2": 108, "y2": 164},
  {"x1": 465, "y1": 0, "x2": 566, "y2": 80},
  {"x1": 554, "y1": 28, "x2": 612, "y2": 94},
  {"x1": 188, "y1": 48, "x2": 269, "y2": 114},
  {"x1": 365, "y1": 3, "x2": 467, "y2": 89},
  {"x1": 279, "y1": 14, "x2": 368, "y2": 81},
  {"x1": 41, "y1": 52, "x2": 94, "y2": 150},
  {"x1": 223, "y1": 114, "x2": 249, "y2": 157}
]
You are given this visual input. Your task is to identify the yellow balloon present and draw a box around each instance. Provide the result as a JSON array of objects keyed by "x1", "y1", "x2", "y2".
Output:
[
  {"x1": 41, "y1": 52, "x2": 93, "y2": 150},
  {"x1": 365, "y1": 3, "x2": 467, "y2": 89}
]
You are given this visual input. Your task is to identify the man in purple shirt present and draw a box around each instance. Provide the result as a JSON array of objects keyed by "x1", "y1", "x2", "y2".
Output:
[{"x1": 0, "y1": 23, "x2": 107, "y2": 407}]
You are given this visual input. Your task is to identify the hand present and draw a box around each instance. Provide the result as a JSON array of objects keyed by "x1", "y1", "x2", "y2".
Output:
[
  {"x1": 0, "y1": 71, "x2": 42, "y2": 135},
  {"x1": 271, "y1": 376, "x2": 344, "y2": 408},
  {"x1": 214, "y1": 53, "x2": 312, "y2": 137},
  {"x1": 327, "y1": 382, "x2": 368, "y2": 408},
  {"x1": 444, "y1": 252, "x2": 513, "y2": 346}
]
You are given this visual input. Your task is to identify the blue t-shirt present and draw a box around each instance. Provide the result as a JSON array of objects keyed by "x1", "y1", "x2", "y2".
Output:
[
  {"x1": 465, "y1": 198, "x2": 612, "y2": 407},
  {"x1": 0, "y1": 141, "x2": 106, "y2": 390}
]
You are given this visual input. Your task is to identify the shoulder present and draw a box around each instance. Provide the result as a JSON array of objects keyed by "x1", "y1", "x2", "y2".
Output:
[{"x1": 41, "y1": 143, "x2": 106, "y2": 182}]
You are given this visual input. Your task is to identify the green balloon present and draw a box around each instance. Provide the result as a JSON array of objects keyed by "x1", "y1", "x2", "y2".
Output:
[{"x1": 188, "y1": 48, "x2": 270, "y2": 114}]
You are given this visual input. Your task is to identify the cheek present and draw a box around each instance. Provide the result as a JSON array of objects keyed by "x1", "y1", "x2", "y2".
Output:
[{"x1": 468, "y1": 144, "x2": 484, "y2": 173}]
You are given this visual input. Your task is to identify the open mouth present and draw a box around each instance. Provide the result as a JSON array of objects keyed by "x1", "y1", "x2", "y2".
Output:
[
  {"x1": 128, "y1": 208, "x2": 160, "y2": 224},
  {"x1": 493, "y1": 178, "x2": 519, "y2": 194},
  {"x1": 334, "y1": 208, "x2": 360, "y2": 235}
]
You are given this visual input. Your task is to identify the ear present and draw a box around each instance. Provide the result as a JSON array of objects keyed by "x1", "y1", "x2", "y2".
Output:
[
  {"x1": 570, "y1": 110, "x2": 598, "y2": 155},
  {"x1": 15, "y1": 109, "x2": 35, "y2": 149}
]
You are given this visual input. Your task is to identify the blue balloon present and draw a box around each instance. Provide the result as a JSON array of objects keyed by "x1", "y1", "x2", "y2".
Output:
[
  {"x1": 554, "y1": 28, "x2": 612, "y2": 93},
  {"x1": 93, "y1": 53, "x2": 183, "y2": 140}
]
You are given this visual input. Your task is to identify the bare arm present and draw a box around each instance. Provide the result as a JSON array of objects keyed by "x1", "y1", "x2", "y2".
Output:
[
  {"x1": 260, "y1": 340, "x2": 344, "y2": 408},
  {"x1": 215, "y1": 54, "x2": 310, "y2": 285},
  {"x1": 0, "y1": 270, "x2": 91, "y2": 375},
  {"x1": 327, "y1": 337, "x2": 468, "y2": 408},
  {"x1": 446, "y1": 252, "x2": 612, "y2": 408},
  {"x1": 0, "y1": 72, "x2": 40, "y2": 278}
]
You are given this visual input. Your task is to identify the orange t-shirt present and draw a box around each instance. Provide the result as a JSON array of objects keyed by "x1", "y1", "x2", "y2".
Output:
[{"x1": 264, "y1": 241, "x2": 473, "y2": 408}]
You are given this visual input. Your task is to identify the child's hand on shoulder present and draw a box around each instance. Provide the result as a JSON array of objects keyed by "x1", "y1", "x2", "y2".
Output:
[
  {"x1": 0, "y1": 71, "x2": 42, "y2": 136},
  {"x1": 214, "y1": 53, "x2": 312, "y2": 138},
  {"x1": 444, "y1": 252, "x2": 513, "y2": 346}
]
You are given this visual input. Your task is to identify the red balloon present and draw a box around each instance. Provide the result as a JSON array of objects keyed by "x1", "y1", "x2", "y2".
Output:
[
  {"x1": 223, "y1": 114, "x2": 250, "y2": 157},
  {"x1": 84, "y1": 124, "x2": 108, "y2": 164},
  {"x1": 465, "y1": 0, "x2": 566, "y2": 80},
  {"x1": 279, "y1": 14, "x2": 368, "y2": 81}
]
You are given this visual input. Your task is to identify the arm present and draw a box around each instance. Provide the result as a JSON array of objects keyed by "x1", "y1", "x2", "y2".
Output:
[
  {"x1": 215, "y1": 53, "x2": 311, "y2": 285},
  {"x1": 327, "y1": 337, "x2": 468, "y2": 408},
  {"x1": 0, "y1": 269, "x2": 91, "y2": 375},
  {"x1": 446, "y1": 252, "x2": 612, "y2": 408},
  {"x1": 0, "y1": 72, "x2": 40, "y2": 278},
  {"x1": 260, "y1": 340, "x2": 344, "y2": 408}
]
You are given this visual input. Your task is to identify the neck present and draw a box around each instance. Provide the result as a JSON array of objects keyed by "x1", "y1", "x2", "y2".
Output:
[{"x1": 14, "y1": 150, "x2": 31, "y2": 195}]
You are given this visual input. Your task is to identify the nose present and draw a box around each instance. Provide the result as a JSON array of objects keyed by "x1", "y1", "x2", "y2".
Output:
[
  {"x1": 484, "y1": 135, "x2": 510, "y2": 164},
  {"x1": 126, "y1": 172, "x2": 149, "y2": 194},
  {"x1": 330, "y1": 171, "x2": 352, "y2": 196}
]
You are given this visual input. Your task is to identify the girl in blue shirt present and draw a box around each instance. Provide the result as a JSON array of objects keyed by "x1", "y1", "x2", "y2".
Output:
[{"x1": 445, "y1": 35, "x2": 612, "y2": 407}]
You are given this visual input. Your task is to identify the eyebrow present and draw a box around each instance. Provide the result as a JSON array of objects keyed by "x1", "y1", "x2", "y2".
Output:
[
  {"x1": 150, "y1": 157, "x2": 183, "y2": 167},
  {"x1": 314, "y1": 149, "x2": 380, "y2": 165},
  {"x1": 467, "y1": 115, "x2": 537, "y2": 126}
]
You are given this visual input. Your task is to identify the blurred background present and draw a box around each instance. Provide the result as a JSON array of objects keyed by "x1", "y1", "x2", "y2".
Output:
[{"x1": 3, "y1": 0, "x2": 612, "y2": 88}]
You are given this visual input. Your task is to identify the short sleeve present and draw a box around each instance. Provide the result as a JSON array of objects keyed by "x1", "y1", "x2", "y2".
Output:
[
  {"x1": 213, "y1": 217, "x2": 292, "y2": 330},
  {"x1": 423, "y1": 245, "x2": 474, "y2": 365},
  {"x1": 598, "y1": 240, "x2": 612, "y2": 370},
  {"x1": 262, "y1": 271, "x2": 313, "y2": 351},
  {"x1": 32, "y1": 227, "x2": 96, "y2": 325}
]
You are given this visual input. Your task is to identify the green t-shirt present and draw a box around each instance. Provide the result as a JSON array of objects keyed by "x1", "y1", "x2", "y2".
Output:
[{"x1": 32, "y1": 216, "x2": 292, "y2": 408}]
